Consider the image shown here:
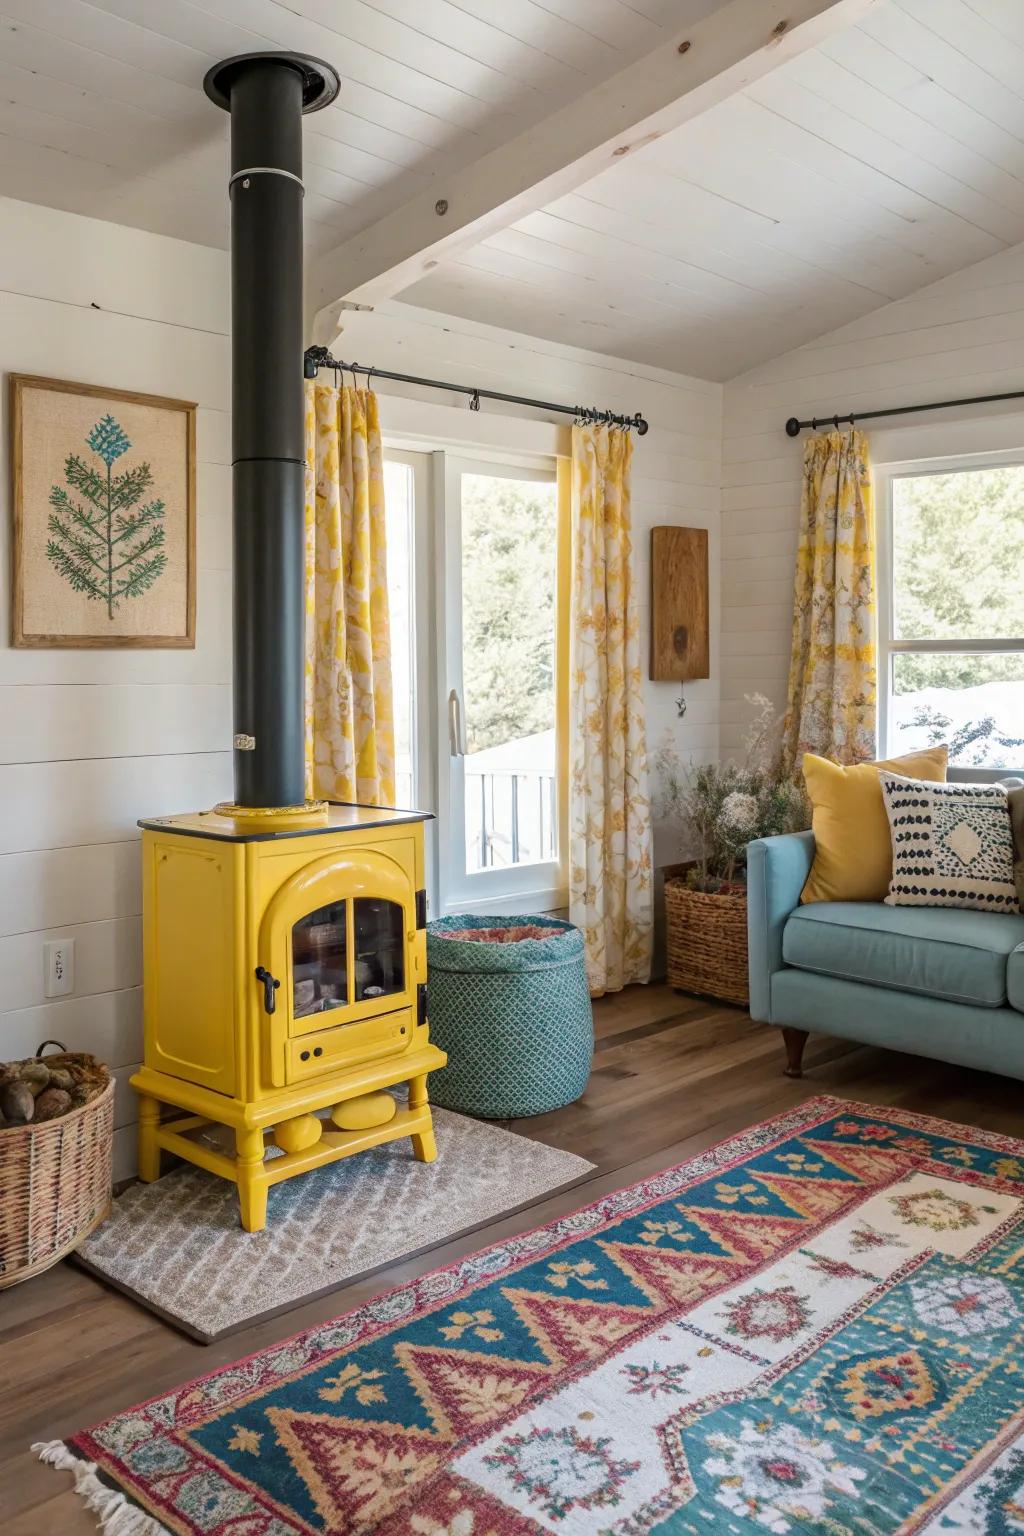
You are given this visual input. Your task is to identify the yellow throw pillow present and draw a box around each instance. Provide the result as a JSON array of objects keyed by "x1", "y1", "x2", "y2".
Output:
[{"x1": 800, "y1": 746, "x2": 949, "y2": 904}]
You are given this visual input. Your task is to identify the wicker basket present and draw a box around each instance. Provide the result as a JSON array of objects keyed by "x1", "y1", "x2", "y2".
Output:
[
  {"x1": 0, "y1": 1044, "x2": 114, "y2": 1290},
  {"x1": 426, "y1": 914, "x2": 593, "y2": 1119},
  {"x1": 664, "y1": 873, "x2": 749, "y2": 1007}
]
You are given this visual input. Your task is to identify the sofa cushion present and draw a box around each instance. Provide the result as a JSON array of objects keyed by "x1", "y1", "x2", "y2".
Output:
[
  {"x1": 1009, "y1": 946, "x2": 1024, "y2": 1013},
  {"x1": 783, "y1": 902, "x2": 1024, "y2": 1009},
  {"x1": 800, "y1": 746, "x2": 948, "y2": 905},
  {"x1": 879, "y1": 773, "x2": 1018, "y2": 914}
]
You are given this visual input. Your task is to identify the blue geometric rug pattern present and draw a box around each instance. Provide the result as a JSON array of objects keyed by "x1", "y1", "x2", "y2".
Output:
[{"x1": 40, "y1": 1096, "x2": 1024, "y2": 1534}]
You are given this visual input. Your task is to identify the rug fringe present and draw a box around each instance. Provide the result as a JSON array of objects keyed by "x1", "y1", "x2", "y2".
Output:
[{"x1": 34, "y1": 1441, "x2": 171, "y2": 1535}]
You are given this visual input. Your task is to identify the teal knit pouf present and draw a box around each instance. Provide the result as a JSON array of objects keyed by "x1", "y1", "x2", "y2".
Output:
[{"x1": 426, "y1": 914, "x2": 593, "y2": 1119}]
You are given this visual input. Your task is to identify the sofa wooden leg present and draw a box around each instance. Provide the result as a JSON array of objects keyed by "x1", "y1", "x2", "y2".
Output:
[{"x1": 782, "y1": 1028, "x2": 808, "y2": 1079}]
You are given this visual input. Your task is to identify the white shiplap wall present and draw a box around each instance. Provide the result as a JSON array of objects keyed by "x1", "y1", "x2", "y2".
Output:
[
  {"x1": 721, "y1": 237, "x2": 1024, "y2": 757},
  {"x1": 334, "y1": 300, "x2": 723, "y2": 871},
  {"x1": 0, "y1": 196, "x2": 233, "y2": 1178},
  {"x1": 0, "y1": 216, "x2": 721, "y2": 1174}
]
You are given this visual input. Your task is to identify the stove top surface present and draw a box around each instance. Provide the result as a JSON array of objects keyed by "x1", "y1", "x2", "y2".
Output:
[{"x1": 139, "y1": 801, "x2": 433, "y2": 842}]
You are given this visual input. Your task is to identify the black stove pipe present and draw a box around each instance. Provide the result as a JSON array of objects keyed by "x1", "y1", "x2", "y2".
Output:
[{"x1": 204, "y1": 52, "x2": 339, "y2": 809}]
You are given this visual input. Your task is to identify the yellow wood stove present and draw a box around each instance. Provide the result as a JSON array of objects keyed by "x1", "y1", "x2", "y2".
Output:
[
  {"x1": 131, "y1": 804, "x2": 445, "y2": 1231},
  {"x1": 132, "y1": 54, "x2": 446, "y2": 1230}
]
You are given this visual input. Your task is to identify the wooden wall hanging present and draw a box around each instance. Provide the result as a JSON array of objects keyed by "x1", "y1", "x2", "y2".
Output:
[{"x1": 649, "y1": 525, "x2": 709, "y2": 681}]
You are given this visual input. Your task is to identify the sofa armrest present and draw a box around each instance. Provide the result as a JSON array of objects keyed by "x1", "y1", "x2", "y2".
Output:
[{"x1": 746, "y1": 831, "x2": 815, "y2": 1023}]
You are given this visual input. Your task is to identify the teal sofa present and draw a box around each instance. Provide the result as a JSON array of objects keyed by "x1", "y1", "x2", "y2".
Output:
[{"x1": 747, "y1": 830, "x2": 1024, "y2": 1080}]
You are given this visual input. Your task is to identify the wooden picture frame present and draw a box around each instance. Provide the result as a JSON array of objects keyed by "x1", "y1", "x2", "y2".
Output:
[
  {"x1": 649, "y1": 525, "x2": 710, "y2": 681},
  {"x1": 10, "y1": 374, "x2": 197, "y2": 649}
]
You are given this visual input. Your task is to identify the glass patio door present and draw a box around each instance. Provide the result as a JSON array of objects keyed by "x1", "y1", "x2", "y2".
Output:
[{"x1": 437, "y1": 455, "x2": 567, "y2": 915}]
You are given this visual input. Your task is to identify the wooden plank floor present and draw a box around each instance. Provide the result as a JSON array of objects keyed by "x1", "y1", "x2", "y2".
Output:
[{"x1": 7, "y1": 984, "x2": 1024, "y2": 1534}]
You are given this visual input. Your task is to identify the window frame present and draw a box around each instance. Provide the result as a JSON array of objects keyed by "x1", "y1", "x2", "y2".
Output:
[
  {"x1": 876, "y1": 450, "x2": 1024, "y2": 780},
  {"x1": 382, "y1": 448, "x2": 435, "y2": 816}
]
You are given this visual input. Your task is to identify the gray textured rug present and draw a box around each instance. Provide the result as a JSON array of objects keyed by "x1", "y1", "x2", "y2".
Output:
[{"x1": 75, "y1": 1106, "x2": 593, "y2": 1341}]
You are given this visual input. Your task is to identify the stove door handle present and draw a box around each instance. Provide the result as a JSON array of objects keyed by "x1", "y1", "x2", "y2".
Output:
[{"x1": 255, "y1": 965, "x2": 281, "y2": 1015}]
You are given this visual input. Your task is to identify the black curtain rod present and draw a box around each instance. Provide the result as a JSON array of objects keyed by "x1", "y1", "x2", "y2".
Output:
[
  {"x1": 303, "y1": 344, "x2": 649, "y2": 435},
  {"x1": 786, "y1": 386, "x2": 1024, "y2": 438}
]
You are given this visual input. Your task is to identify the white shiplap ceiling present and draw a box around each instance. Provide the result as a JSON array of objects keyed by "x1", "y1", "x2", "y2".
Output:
[
  {"x1": 405, "y1": 0, "x2": 1024, "y2": 377},
  {"x1": 0, "y1": 0, "x2": 724, "y2": 260},
  {"x1": 3, "y1": 1, "x2": 1024, "y2": 378}
]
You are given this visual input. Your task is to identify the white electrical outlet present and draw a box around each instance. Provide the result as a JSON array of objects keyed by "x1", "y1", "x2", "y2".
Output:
[{"x1": 44, "y1": 938, "x2": 74, "y2": 998}]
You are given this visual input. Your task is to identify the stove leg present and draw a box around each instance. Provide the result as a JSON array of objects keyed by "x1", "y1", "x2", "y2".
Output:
[
  {"x1": 137, "y1": 1093, "x2": 162, "y2": 1183},
  {"x1": 408, "y1": 1073, "x2": 437, "y2": 1163},
  {"x1": 236, "y1": 1126, "x2": 268, "y2": 1232}
]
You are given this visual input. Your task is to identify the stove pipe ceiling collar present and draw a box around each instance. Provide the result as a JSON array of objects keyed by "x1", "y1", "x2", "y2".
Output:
[{"x1": 204, "y1": 53, "x2": 340, "y2": 811}]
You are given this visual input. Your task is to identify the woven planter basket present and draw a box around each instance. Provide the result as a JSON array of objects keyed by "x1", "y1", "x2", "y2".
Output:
[
  {"x1": 426, "y1": 914, "x2": 593, "y2": 1119},
  {"x1": 665, "y1": 872, "x2": 749, "y2": 1007},
  {"x1": 0, "y1": 1045, "x2": 113, "y2": 1290}
]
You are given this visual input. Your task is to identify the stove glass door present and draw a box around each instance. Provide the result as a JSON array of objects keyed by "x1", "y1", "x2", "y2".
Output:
[
  {"x1": 291, "y1": 897, "x2": 406, "y2": 1022},
  {"x1": 259, "y1": 844, "x2": 421, "y2": 1086},
  {"x1": 354, "y1": 898, "x2": 406, "y2": 1001},
  {"x1": 292, "y1": 899, "x2": 348, "y2": 1020}
]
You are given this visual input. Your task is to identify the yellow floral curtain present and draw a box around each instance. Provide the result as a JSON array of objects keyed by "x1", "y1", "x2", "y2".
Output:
[
  {"x1": 782, "y1": 428, "x2": 877, "y2": 773},
  {"x1": 568, "y1": 423, "x2": 653, "y2": 996},
  {"x1": 303, "y1": 381, "x2": 395, "y2": 805}
]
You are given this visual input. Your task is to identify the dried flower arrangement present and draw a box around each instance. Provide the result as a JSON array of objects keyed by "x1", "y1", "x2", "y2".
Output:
[{"x1": 654, "y1": 694, "x2": 808, "y2": 892}]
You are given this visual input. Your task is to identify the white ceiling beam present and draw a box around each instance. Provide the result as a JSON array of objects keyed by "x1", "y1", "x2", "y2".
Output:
[{"x1": 307, "y1": 0, "x2": 881, "y2": 337}]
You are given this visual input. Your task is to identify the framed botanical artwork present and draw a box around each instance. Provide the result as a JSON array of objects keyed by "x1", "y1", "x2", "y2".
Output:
[{"x1": 10, "y1": 374, "x2": 196, "y2": 648}]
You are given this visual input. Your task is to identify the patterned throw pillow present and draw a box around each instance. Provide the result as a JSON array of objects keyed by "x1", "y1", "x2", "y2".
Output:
[
  {"x1": 879, "y1": 772, "x2": 1019, "y2": 912},
  {"x1": 1010, "y1": 787, "x2": 1024, "y2": 910}
]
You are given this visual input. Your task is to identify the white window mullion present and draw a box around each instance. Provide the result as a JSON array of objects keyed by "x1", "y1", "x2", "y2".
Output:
[
  {"x1": 435, "y1": 448, "x2": 463, "y2": 918},
  {"x1": 383, "y1": 447, "x2": 438, "y2": 909},
  {"x1": 875, "y1": 463, "x2": 895, "y2": 765}
]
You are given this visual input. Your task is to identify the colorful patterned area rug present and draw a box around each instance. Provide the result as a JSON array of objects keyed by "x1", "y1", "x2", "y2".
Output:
[{"x1": 38, "y1": 1095, "x2": 1024, "y2": 1535}]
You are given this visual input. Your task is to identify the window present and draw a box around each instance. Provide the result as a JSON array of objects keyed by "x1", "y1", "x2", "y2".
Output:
[
  {"x1": 383, "y1": 446, "x2": 567, "y2": 916},
  {"x1": 878, "y1": 457, "x2": 1024, "y2": 774}
]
